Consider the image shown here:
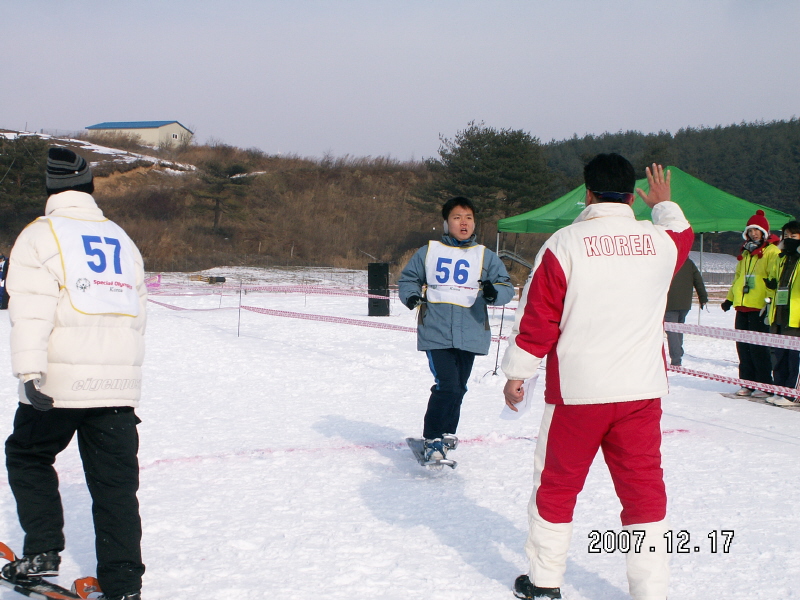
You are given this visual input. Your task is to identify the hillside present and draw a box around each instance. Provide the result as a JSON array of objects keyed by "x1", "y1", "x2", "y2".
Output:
[
  {"x1": 0, "y1": 133, "x2": 442, "y2": 273},
  {"x1": 2, "y1": 118, "x2": 799, "y2": 272}
]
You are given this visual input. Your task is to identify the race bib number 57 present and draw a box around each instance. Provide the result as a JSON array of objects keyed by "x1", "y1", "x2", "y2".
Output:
[
  {"x1": 83, "y1": 236, "x2": 123, "y2": 274},
  {"x1": 47, "y1": 217, "x2": 140, "y2": 316}
]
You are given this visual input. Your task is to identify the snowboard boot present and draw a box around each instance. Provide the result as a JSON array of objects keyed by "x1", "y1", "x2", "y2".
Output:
[
  {"x1": 423, "y1": 438, "x2": 446, "y2": 462},
  {"x1": 98, "y1": 592, "x2": 141, "y2": 600},
  {"x1": 1, "y1": 550, "x2": 60, "y2": 582},
  {"x1": 513, "y1": 574, "x2": 561, "y2": 599}
]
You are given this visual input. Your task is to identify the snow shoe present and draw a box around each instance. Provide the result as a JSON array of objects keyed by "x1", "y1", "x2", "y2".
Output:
[
  {"x1": 513, "y1": 574, "x2": 561, "y2": 599},
  {"x1": 405, "y1": 437, "x2": 457, "y2": 469},
  {"x1": 1, "y1": 550, "x2": 60, "y2": 582}
]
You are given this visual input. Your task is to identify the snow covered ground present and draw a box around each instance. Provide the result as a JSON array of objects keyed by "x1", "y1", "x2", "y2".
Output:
[{"x1": 0, "y1": 267, "x2": 797, "y2": 600}]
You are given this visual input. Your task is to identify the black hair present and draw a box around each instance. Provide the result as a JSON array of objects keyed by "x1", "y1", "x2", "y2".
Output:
[
  {"x1": 782, "y1": 220, "x2": 800, "y2": 236},
  {"x1": 583, "y1": 153, "x2": 636, "y2": 200},
  {"x1": 441, "y1": 196, "x2": 476, "y2": 220}
]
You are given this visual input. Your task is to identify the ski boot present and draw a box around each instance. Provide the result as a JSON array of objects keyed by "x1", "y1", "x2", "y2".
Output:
[
  {"x1": 513, "y1": 574, "x2": 561, "y2": 599},
  {"x1": 1, "y1": 550, "x2": 60, "y2": 582}
]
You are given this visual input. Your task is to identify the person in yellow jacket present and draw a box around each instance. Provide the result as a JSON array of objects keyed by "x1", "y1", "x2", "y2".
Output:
[
  {"x1": 764, "y1": 221, "x2": 800, "y2": 406},
  {"x1": 721, "y1": 210, "x2": 779, "y2": 397}
]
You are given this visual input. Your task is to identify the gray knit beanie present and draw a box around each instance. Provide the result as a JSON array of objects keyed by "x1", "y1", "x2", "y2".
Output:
[{"x1": 46, "y1": 147, "x2": 93, "y2": 194}]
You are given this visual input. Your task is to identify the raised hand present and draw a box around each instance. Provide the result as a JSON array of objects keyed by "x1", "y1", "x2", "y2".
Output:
[{"x1": 636, "y1": 163, "x2": 671, "y2": 207}]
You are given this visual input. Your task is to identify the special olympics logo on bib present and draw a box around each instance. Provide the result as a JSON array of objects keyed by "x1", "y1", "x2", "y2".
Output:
[{"x1": 75, "y1": 278, "x2": 91, "y2": 292}]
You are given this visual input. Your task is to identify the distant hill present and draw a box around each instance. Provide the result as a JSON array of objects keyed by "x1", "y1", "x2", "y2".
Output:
[
  {"x1": 544, "y1": 119, "x2": 800, "y2": 218},
  {"x1": 2, "y1": 118, "x2": 798, "y2": 271}
]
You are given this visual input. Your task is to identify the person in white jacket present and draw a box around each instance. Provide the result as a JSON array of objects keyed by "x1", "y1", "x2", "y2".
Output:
[
  {"x1": 3, "y1": 147, "x2": 146, "y2": 600},
  {"x1": 502, "y1": 155, "x2": 694, "y2": 600}
]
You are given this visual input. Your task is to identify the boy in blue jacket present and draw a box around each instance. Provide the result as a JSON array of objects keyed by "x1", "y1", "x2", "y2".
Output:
[{"x1": 399, "y1": 196, "x2": 513, "y2": 463}]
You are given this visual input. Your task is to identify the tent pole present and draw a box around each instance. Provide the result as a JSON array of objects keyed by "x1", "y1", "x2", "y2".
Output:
[
  {"x1": 698, "y1": 233, "x2": 704, "y2": 325},
  {"x1": 496, "y1": 232, "x2": 500, "y2": 254}
]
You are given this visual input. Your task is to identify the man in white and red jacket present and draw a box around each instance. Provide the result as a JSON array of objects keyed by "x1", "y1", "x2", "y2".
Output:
[{"x1": 502, "y1": 154, "x2": 693, "y2": 600}]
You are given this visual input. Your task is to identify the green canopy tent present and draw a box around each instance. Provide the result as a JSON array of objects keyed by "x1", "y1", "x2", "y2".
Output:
[{"x1": 497, "y1": 166, "x2": 794, "y2": 235}]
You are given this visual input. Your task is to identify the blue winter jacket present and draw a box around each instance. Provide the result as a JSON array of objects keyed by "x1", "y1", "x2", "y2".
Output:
[{"x1": 398, "y1": 236, "x2": 514, "y2": 355}]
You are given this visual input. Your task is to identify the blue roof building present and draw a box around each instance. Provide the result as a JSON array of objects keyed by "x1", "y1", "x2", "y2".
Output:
[{"x1": 85, "y1": 121, "x2": 193, "y2": 147}]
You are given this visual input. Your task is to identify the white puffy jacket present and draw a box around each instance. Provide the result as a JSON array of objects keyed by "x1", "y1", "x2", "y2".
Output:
[{"x1": 7, "y1": 191, "x2": 147, "y2": 408}]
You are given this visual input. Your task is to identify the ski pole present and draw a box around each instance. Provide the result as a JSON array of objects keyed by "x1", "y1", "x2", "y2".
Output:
[{"x1": 491, "y1": 304, "x2": 506, "y2": 376}]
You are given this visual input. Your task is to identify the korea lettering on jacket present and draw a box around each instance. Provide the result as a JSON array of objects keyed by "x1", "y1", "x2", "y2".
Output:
[{"x1": 583, "y1": 234, "x2": 657, "y2": 257}]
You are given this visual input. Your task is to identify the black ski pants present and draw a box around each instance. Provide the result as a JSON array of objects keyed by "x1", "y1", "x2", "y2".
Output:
[
  {"x1": 423, "y1": 348, "x2": 476, "y2": 439},
  {"x1": 735, "y1": 310, "x2": 773, "y2": 386},
  {"x1": 771, "y1": 325, "x2": 800, "y2": 392},
  {"x1": 5, "y1": 404, "x2": 144, "y2": 597}
]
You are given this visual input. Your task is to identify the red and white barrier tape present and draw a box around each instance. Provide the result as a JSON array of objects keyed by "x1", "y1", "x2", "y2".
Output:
[
  {"x1": 664, "y1": 321, "x2": 800, "y2": 351},
  {"x1": 241, "y1": 305, "x2": 416, "y2": 333},
  {"x1": 242, "y1": 305, "x2": 507, "y2": 341},
  {"x1": 148, "y1": 298, "x2": 237, "y2": 312},
  {"x1": 150, "y1": 295, "x2": 800, "y2": 397},
  {"x1": 147, "y1": 283, "x2": 396, "y2": 300},
  {"x1": 668, "y1": 365, "x2": 800, "y2": 399},
  {"x1": 243, "y1": 285, "x2": 397, "y2": 300},
  {"x1": 147, "y1": 298, "x2": 508, "y2": 341}
]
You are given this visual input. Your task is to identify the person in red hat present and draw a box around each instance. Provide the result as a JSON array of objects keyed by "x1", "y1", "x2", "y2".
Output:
[{"x1": 721, "y1": 209, "x2": 780, "y2": 397}]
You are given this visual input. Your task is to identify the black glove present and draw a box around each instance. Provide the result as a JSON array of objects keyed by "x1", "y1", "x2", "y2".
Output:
[
  {"x1": 481, "y1": 280, "x2": 497, "y2": 303},
  {"x1": 405, "y1": 295, "x2": 424, "y2": 310},
  {"x1": 24, "y1": 380, "x2": 54, "y2": 411},
  {"x1": 721, "y1": 299, "x2": 733, "y2": 312},
  {"x1": 763, "y1": 278, "x2": 778, "y2": 290}
]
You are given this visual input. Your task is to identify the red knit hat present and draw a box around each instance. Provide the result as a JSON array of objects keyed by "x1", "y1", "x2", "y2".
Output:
[{"x1": 743, "y1": 210, "x2": 770, "y2": 239}]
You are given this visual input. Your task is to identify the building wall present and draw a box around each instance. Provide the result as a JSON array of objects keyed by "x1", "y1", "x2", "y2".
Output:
[
  {"x1": 156, "y1": 122, "x2": 193, "y2": 146},
  {"x1": 88, "y1": 123, "x2": 192, "y2": 147}
]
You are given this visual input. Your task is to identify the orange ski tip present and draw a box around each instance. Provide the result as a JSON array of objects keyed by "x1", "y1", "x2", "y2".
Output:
[
  {"x1": 72, "y1": 576, "x2": 102, "y2": 599},
  {"x1": 0, "y1": 541, "x2": 16, "y2": 562}
]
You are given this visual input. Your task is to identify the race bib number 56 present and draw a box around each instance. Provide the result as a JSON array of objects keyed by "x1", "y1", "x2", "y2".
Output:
[{"x1": 424, "y1": 241, "x2": 485, "y2": 307}]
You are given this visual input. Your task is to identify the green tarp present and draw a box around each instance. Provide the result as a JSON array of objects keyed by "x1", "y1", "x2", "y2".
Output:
[{"x1": 497, "y1": 166, "x2": 794, "y2": 234}]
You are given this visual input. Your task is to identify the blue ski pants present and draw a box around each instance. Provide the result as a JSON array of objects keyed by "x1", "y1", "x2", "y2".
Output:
[{"x1": 423, "y1": 348, "x2": 476, "y2": 439}]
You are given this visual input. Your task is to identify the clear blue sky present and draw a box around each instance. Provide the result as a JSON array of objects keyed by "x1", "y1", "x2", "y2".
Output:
[{"x1": 2, "y1": 0, "x2": 797, "y2": 160}]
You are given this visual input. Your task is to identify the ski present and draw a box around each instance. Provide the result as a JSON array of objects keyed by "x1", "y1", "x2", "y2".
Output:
[
  {"x1": 0, "y1": 543, "x2": 101, "y2": 600},
  {"x1": 405, "y1": 437, "x2": 457, "y2": 469},
  {"x1": 719, "y1": 392, "x2": 771, "y2": 401}
]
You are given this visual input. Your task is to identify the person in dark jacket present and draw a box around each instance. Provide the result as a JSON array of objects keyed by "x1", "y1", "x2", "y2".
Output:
[
  {"x1": 0, "y1": 254, "x2": 8, "y2": 310},
  {"x1": 664, "y1": 258, "x2": 708, "y2": 366},
  {"x1": 764, "y1": 221, "x2": 800, "y2": 406},
  {"x1": 398, "y1": 196, "x2": 513, "y2": 464}
]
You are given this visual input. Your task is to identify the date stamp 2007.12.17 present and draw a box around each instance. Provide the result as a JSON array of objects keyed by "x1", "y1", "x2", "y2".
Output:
[{"x1": 588, "y1": 530, "x2": 734, "y2": 554}]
